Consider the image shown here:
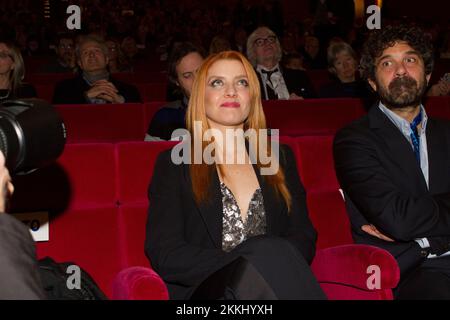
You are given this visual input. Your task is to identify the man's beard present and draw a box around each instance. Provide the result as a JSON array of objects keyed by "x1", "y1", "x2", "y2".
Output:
[{"x1": 376, "y1": 75, "x2": 427, "y2": 109}]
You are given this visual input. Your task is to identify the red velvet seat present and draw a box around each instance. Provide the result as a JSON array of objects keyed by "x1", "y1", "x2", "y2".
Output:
[
  {"x1": 136, "y1": 83, "x2": 168, "y2": 102},
  {"x1": 263, "y1": 98, "x2": 366, "y2": 136},
  {"x1": 55, "y1": 103, "x2": 147, "y2": 143},
  {"x1": 112, "y1": 138, "x2": 399, "y2": 300},
  {"x1": 116, "y1": 141, "x2": 177, "y2": 269},
  {"x1": 424, "y1": 96, "x2": 450, "y2": 119},
  {"x1": 143, "y1": 101, "x2": 168, "y2": 130},
  {"x1": 9, "y1": 143, "x2": 121, "y2": 297},
  {"x1": 295, "y1": 135, "x2": 353, "y2": 248},
  {"x1": 305, "y1": 69, "x2": 333, "y2": 94}
]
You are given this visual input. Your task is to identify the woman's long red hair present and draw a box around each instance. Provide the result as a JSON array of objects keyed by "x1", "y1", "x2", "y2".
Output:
[{"x1": 186, "y1": 51, "x2": 291, "y2": 211}]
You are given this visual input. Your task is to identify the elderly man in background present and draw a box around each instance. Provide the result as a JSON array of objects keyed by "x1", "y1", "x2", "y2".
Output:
[
  {"x1": 52, "y1": 35, "x2": 141, "y2": 104},
  {"x1": 246, "y1": 26, "x2": 316, "y2": 100}
]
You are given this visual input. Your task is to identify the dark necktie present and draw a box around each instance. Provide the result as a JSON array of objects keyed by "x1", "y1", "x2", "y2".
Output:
[
  {"x1": 261, "y1": 68, "x2": 279, "y2": 86},
  {"x1": 410, "y1": 110, "x2": 422, "y2": 165}
]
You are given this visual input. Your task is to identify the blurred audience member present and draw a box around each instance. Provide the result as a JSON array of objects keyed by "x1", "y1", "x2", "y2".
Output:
[
  {"x1": 246, "y1": 26, "x2": 315, "y2": 100},
  {"x1": 283, "y1": 53, "x2": 306, "y2": 71},
  {"x1": 105, "y1": 38, "x2": 133, "y2": 73},
  {"x1": 146, "y1": 42, "x2": 204, "y2": 141},
  {"x1": 41, "y1": 33, "x2": 78, "y2": 73},
  {"x1": 209, "y1": 35, "x2": 232, "y2": 55},
  {"x1": 427, "y1": 73, "x2": 450, "y2": 96},
  {"x1": 319, "y1": 41, "x2": 370, "y2": 99},
  {"x1": 0, "y1": 41, "x2": 36, "y2": 103},
  {"x1": 52, "y1": 35, "x2": 141, "y2": 104},
  {"x1": 301, "y1": 35, "x2": 327, "y2": 69},
  {"x1": 233, "y1": 27, "x2": 247, "y2": 53}
]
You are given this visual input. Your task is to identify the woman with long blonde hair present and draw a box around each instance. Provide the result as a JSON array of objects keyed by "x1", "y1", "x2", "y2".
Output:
[
  {"x1": 0, "y1": 41, "x2": 36, "y2": 103},
  {"x1": 145, "y1": 51, "x2": 325, "y2": 300}
]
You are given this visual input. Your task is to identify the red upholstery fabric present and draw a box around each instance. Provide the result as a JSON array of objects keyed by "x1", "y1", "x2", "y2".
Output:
[
  {"x1": 10, "y1": 143, "x2": 117, "y2": 212},
  {"x1": 116, "y1": 141, "x2": 177, "y2": 205},
  {"x1": 136, "y1": 83, "x2": 168, "y2": 102},
  {"x1": 36, "y1": 207, "x2": 122, "y2": 298},
  {"x1": 116, "y1": 142, "x2": 177, "y2": 269},
  {"x1": 26, "y1": 73, "x2": 73, "y2": 85},
  {"x1": 305, "y1": 69, "x2": 333, "y2": 94},
  {"x1": 311, "y1": 245, "x2": 400, "y2": 300},
  {"x1": 113, "y1": 72, "x2": 168, "y2": 84},
  {"x1": 143, "y1": 101, "x2": 168, "y2": 132},
  {"x1": 56, "y1": 104, "x2": 146, "y2": 143},
  {"x1": 263, "y1": 98, "x2": 365, "y2": 136},
  {"x1": 112, "y1": 267, "x2": 169, "y2": 300},
  {"x1": 118, "y1": 206, "x2": 151, "y2": 268},
  {"x1": 9, "y1": 143, "x2": 121, "y2": 297},
  {"x1": 34, "y1": 84, "x2": 54, "y2": 102},
  {"x1": 424, "y1": 96, "x2": 450, "y2": 119},
  {"x1": 296, "y1": 135, "x2": 339, "y2": 192}
]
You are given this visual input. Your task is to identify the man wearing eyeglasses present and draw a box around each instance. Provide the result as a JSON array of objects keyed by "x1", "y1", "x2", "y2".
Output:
[
  {"x1": 52, "y1": 35, "x2": 141, "y2": 104},
  {"x1": 41, "y1": 33, "x2": 78, "y2": 73},
  {"x1": 246, "y1": 26, "x2": 316, "y2": 100}
]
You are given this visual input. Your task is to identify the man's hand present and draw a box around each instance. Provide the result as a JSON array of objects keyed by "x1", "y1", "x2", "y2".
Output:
[
  {"x1": 85, "y1": 80, "x2": 125, "y2": 103},
  {"x1": 289, "y1": 93, "x2": 304, "y2": 100},
  {"x1": 0, "y1": 152, "x2": 14, "y2": 213},
  {"x1": 427, "y1": 79, "x2": 450, "y2": 97},
  {"x1": 361, "y1": 224, "x2": 395, "y2": 242}
]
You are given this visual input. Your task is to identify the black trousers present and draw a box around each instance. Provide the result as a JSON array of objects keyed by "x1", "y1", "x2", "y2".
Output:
[
  {"x1": 190, "y1": 236, "x2": 326, "y2": 300},
  {"x1": 395, "y1": 255, "x2": 450, "y2": 300}
]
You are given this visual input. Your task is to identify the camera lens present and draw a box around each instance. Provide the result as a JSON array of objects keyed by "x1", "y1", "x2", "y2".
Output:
[{"x1": 0, "y1": 99, "x2": 66, "y2": 174}]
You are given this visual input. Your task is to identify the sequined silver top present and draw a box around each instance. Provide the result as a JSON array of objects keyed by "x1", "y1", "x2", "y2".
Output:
[{"x1": 221, "y1": 182, "x2": 267, "y2": 252}]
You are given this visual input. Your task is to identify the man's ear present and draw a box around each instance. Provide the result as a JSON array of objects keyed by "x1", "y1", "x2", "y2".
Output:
[{"x1": 368, "y1": 78, "x2": 377, "y2": 92}]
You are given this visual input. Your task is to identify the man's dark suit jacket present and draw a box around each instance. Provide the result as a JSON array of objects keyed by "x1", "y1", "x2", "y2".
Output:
[
  {"x1": 256, "y1": 67, "x2": 316, "y2": 100},
  {"x1": 0, "y1": 213, "x2": 45, "y2": 299},
  {"x1": 145, "y1": 144, "x2": 317, "y2": 299},
  {"x1": 52, "y1": 74, "x2": 141, "y2": 104},
  {"x1": 334, "y1": 104, "x2": 450, "y2": 276}
]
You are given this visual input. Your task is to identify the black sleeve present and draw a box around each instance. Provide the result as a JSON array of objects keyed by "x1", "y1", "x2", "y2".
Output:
[
  {"x1": 119, "y1": 83, "x2": 142, "y2": 103},
  {"x1": 52, "y1": 81, "x2": 71, "y2": 104},
  {"x1": 334, "y1": 126, "x2": 450, "y2": 241},
  {"x1": 280, "y1": 145, "x2": 318, "y2": 264},
  {"x1": 17, "y1": 83, "x2": 37, "y2": 99},
  {"x1": 145, "y1": 151, "x2": 226, "y2": 287},
  {"x1": 0, "y1": 214, "x2": 45, "y2": 299}
]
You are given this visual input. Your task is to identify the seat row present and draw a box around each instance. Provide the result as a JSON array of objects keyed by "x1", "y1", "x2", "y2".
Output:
[
  {"x1": 9, "y1": 138, "x2": 399, "y2": 300},
  {"x1": 53, "y1": 96, "x2": 450, "y2": 143}
]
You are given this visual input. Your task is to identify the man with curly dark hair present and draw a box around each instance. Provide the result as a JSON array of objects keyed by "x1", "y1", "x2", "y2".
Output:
[{"x1": 334, "y1": 24, "x2": 450, "y2": 299}]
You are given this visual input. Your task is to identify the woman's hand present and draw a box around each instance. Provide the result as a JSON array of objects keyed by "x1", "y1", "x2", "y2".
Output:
[
  {"x1": 361, "y1": 224, "x2": 394, "y2": 242},
  {"x1": 0, "y1": 151, "x2": 14, "y2": 213}
]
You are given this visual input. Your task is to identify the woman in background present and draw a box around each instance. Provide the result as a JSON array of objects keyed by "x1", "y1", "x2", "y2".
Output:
[{"x1": 0, "y1": 41, "x2": 36, "y2": 103}]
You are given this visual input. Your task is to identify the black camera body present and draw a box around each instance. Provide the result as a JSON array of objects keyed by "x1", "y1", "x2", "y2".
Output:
[{"x1": 0, "y1": 99, "x2": 66, "y2": 174}]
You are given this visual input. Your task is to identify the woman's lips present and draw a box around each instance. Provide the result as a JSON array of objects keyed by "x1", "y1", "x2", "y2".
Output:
[{"x1": 220, "y1": 102, "x2": 240, "y2": 108}]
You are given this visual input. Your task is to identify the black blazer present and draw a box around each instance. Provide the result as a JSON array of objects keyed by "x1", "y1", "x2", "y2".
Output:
[
  {"x1": 256, "y1": 67, "x2": 316, "y2": 100},
  {"x1": 334, "y1": 104, "x2": 450, "y2": 275},
  {"x1": 52, "y1": 74, "x2": 141, "y2": 104},
  {"x1": 145, "y1": 144, "x2": 317, "y2": 299}
]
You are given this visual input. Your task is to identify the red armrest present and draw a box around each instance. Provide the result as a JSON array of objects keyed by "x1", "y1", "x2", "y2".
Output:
[
  {"x1": 311, "y1": 244, "x2": 400, "y2": 300},
  {"x1": 112, "y1": 266, "x2": 169, "y2": 300},
  {"x1": 112, "y1": 245, "x2": 400, "y2": 300}
]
